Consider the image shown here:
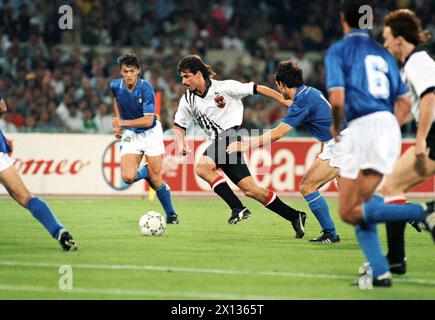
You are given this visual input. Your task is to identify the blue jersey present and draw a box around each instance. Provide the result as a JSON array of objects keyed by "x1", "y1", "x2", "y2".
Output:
[
  {"x1": 325, "y1": 29, "x2": 408, "y2": 122},
  {"x1": 0, "y1": 130, "x2": 12, "y2": 154},
  {"x1": 110, "y1": 78, "x2": 157, "y2": 133},
  {"x1": 281, "y1": 85, "x2": 335, "y2": 142}
]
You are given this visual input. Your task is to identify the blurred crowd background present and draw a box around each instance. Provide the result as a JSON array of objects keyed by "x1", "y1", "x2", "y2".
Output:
[{"x1": 0, "y1": 0, "x2": 434, "y2": 137}]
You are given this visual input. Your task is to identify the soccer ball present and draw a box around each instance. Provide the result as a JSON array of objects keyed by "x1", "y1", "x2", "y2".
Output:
[{"x1": 139, "y1": 211, "x2": 166, "y2": 236}]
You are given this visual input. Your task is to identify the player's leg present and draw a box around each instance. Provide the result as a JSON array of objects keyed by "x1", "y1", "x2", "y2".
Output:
[
  {"x1": 235, "y1": 174, "x2": 306, "y2": 238},
  {"x1": 300, "y1": 158, "x2": 339, "y2": 242},
  {"x1": 120, "y1": 153, "x2": 145, "y2": 184},
  {"x1": 197, "y1": 139, "x2": 247, "y2": 220},
  {"x1": 0, "y1": 163, "x2": 76, "y2": 250},
  {"x1": 339, "y1": 170, "x2": 391, "y2": 284},
  {"x1": 380, "y1": 146, "x2": 435, "y2": 273},
  {"x1": 145, "y1": 154, "x2": 178, "y2": 224}
]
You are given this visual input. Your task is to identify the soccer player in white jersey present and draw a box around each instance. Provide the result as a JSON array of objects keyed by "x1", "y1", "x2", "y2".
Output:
[
  {"x1": 173, "y1": 55, "x2": 307, "y2": 238},
  {"x1": 326, "y1": 0, "x2": 434, "y2": 288},
  {"x1": 227, "y1": 60, "x2": 346, "y2": 243},
  {"x1": 0, "y1": 96, "x2": 77, "y2": 251},
  {"x1": 111, "y1": 53, "x2": 178, "y2": 224},
  {"x1": 376, "y1": 9, "x2": 435, "y2": 275}
]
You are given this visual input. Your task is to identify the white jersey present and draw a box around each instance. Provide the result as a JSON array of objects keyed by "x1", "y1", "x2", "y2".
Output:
[
  {"x1": 174, "y1": 79, "x2": 255, "y2": 139},
  {"x1": 401, "y1": 50, "x2": 435, "y2": 123}
]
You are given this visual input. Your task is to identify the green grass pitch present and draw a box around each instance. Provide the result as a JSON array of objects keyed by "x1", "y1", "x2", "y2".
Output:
[{"x1": 0, "y1": 197, "x2": 433, "y2": 300}]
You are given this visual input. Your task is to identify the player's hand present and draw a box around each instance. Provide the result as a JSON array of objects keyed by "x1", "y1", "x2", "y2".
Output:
[
  {"x1": 112, "y1": 117, "x2": 123, "y2": 128},
  {"x1": 330, "y1": 125, "x2": 341, "y2": 142},
  {"x1": 181, "y1": 143, "x2": 191, "y2": 156},
  {"x1": 113, "y1": 126, "x2": 122, "y2": 139},
  {"x1": 226, "y1": 141, "x2": 249, "y2": 154}
]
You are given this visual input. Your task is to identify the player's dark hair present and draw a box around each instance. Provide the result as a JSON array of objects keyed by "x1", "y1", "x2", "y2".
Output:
[
  {"x1": 274, "y1": 60, "x2": 304, "y2": 89},
  {"x1": 118, "y1": 53, "x2": 140, "y2": 69},
  {"x1": 178, "y1": 55, "x2": 216, "y2": 79},
  {"x1": 340, "y1": 0, "x2": 374, "y2": 29},
  {"x1": 384, "y1": 9, "x2": 431, "y2": 46}
]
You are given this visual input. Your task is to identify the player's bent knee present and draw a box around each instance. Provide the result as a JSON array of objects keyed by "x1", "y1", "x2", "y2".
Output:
[
  {"x1": 121, "y1": 173, "x2": 136, "y2": 185},
  {"x1": 339, "y1": 209, "x2": 359, "y2": 225},
  {"x1": 195, "y1": 163, "x2": 214, "y2": 178}
]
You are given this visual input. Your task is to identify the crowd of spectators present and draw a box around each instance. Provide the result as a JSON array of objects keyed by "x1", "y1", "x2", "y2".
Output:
[{"x1": 0, "y1": 0, "x2": 433, "y2": 136}]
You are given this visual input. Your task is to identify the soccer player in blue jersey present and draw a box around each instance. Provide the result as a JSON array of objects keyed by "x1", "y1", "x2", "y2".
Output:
[
  {"x1": 111, "y1": 53, "x2": 179, "y2": 224},
  {"x1": 227, "y1": 60, "x2": 343, "y2": 243},
  {"x1": 326, "y1": 0, "x2": 434, "y2": 288},
  {"x1": 0, "y1": 97, "x2": 77, "y2": 251}
]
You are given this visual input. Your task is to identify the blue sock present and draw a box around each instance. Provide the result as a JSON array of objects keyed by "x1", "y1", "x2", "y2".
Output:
[
  {"x1": 135, "y1": 165, "x2": 149, "y2": 182},
  {"x1": 363, "y1": 197, "x2": 424, "y2": 223},
  {"x1": 27, "y1": 198, "x2": 63, "y2": 239},
  {"x1": 304, "y1": 191, "x2": 337, "y2": 237},
  {"x1": 355, "y1": 223, "x2": 389, "y2": 277},
  {"x1": 156, "y1": 182, "x2": 176, "y2": 216}
]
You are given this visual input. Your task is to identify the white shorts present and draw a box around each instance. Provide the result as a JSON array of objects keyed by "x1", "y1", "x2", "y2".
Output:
[
  {"x1": 337, "y1": 111, "x2": 401, "y2": 180},
  {"x1": 0, "y1": 152, "x2": 14, "y2": 172},
  {"x1": 318, "y1": 128, "x2": 349, "y2": 169},
  {"x1": 119, "y1": 121, "x2": 165, "y2": 157}
]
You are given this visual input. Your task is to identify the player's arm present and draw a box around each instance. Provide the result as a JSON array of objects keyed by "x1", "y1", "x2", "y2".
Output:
[
  {"x1": 226, "y1": 123, "x2": 291, "y2": 154},
  {"x1": 173, "y1": 123, "x2": 190, "y2": 156},
  {"x1": 113, "y1": 114, "x2": 155, "y2": 128},
  {"x1": 0, "y1": 97, "x2": 7, "y2": 113},
  {"x1": 112, "y1": 98, "x2": 122, "y2": 138},
  {"x1": 255, "y1": 85, "x2": 293, "y2": 107},
  {"x1": 173, "y1": 98, "x2": 193, "y2": 156},
  {"x1": 415, "y1": 92, "x2": 435, "y2": 158},
  {"x1": 394, "y1": 95, "x2": 411, "y2": 126},
  {"x1": 329, "y1": 89, "x2": 345, "y2": 141}
]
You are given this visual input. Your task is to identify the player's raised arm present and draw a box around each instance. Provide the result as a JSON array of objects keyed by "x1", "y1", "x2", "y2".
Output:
[
  {"x1": 255, "y1": 85, "x2": 293, "y2": 107},
  {"x1": 227, "y1": 123, "x2": 291, "y2": 154}
]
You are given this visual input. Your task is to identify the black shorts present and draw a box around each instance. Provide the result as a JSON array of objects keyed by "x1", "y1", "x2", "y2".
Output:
[
  {"x1": 427, "y1": 122, "x2": 435, "y2": 161},
  {"x1": 203, "y1": 127, "x2": 251, "y2": 185}
]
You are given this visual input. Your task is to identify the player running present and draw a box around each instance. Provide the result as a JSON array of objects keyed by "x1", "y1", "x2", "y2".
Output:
[
  {"x1": 111, "y1": 53, "x2": 179, "y2": 224},
  {"x1": 173, "y1": 55, "x2": 306, "y2": 238},
  {"x1": 326, "y1": 0, "x2": 434, "y2": 289},
  {"x1": 374, "y1": 9, "x2": 435, "y2": 275},
  {"x1": 227, "y1": 60, "x2": 343, "y2": 243},
  {"x1": 0, "y1": 96, "x2": 77, "y2": 251}
]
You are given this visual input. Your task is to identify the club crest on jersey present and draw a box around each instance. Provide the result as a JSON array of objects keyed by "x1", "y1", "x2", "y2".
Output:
[
  {"x1": 214, "y1": 93, "x2": 226, "y2": 109},
  {"x1": 137, "y1": 97, "x2": 144, "y2": 104}
]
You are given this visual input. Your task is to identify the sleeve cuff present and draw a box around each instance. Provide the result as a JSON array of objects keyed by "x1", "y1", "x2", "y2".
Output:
[{"x1": 174, "y1": 122, "x2": 187, "y2": 130}]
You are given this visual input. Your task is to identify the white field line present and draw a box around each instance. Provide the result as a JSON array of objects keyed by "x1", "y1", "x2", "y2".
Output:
[
  {"x1": 0, "y1": 284, "x2": 282, "y2": 299},
  {"x1": 0, "y1": 260, "x2": 434, "y2": 286}
]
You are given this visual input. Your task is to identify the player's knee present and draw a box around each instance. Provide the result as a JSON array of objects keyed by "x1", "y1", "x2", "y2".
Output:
[
  {"x1": 121, "y1": 173, "x2": 136, "y2": 185},
  {"x1": 149, "y1": 175, "x2": 162, "y2": 188},
  {"x1": 339, "y1": 208, "x2": 359, "y2": 225},
  {"x1": 195, "y1": 163, "x2": 213, "y2": 178}
]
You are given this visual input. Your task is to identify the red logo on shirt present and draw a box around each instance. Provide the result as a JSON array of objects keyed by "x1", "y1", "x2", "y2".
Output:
[{"x1": 214, "y1": 94, "x2": 226, "y2": 108}]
